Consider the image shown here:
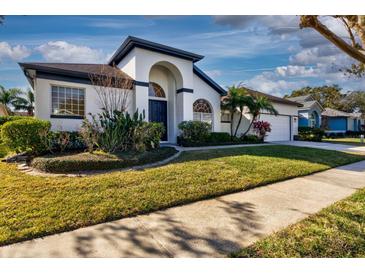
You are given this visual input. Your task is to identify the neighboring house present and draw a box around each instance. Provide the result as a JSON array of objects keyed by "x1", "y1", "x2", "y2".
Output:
[
  {"x1": 286, "y1": 95, "x2": 323, "y2": 128},
  {"x1": 321, "y1": 107, "x2": 364, "y2": 133},
  {"x1": 19, "y1": 36, "x2": 300, "y2": 142}
]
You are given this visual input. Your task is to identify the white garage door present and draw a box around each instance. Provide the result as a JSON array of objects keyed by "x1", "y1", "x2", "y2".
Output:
[{"x1": 260, "y1": 114, "x2": 291, "y2": 141}]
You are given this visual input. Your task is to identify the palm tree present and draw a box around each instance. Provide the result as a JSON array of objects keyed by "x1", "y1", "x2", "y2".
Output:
[
  {"x1": 241, "y1": 95, "x2": 279, "y2": 137},
  {"x1": 12, "y1": 88, "x2": 35, "y2": 116},
  {"x1": 0, "y1": 86, "x2": 21, "y2": 114},
  {"x1": 221, "y1": 85, "x2": 254, "y2": 138}
]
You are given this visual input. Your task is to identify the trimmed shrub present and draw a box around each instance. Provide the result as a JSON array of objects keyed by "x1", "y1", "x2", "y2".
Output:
[
  {"x1": 240, "y1": 134, "x2": 261, "y2": 143},
  {"x1": 178, "y1": 121, "x2": 210, "y2": 143},
  {"x1": 207, "y1": 132, "x2": 232, "y2": 143},
  {"x1": 0, "y1": 115, "x2": 33, "y2": 126},
  {"x1": 0, "y1": 118, "x2": 51, "y2": 154},
  {"x1": 31, "y1": 147, "x2": 177, "y2": 173},
  {"x1": 298, "y1": 127, "x2": 325, "y2": 142}
]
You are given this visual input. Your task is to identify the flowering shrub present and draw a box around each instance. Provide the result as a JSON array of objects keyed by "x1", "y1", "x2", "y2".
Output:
[{"x1": 253, "y1": 120, "x2": 271, "y2": 140}]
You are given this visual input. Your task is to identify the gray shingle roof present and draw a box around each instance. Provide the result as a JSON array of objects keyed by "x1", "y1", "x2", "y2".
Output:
[
  {"x1": 243, "y1": 87, "x2": 303, "y2": 107},
  {"x1": 19, "y1": 62, "x2": 133, "y2": 80},
  {"x1": 322, "y1": 107, "x2": 361, "y2": 118}
]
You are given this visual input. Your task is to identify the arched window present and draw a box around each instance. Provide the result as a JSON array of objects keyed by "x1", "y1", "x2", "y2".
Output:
[
  {"x1": 149, "y1": 82, "x2": 166, "y2": 98},
  {"x1": 193, "y1": 99, "x2": 213, "y2": 127}
]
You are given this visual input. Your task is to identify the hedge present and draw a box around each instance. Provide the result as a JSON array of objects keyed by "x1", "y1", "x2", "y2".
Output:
[
  {"x1": 177, "y1": 133, "x2": 262, "y2": 147},
  {"x1": 31, "y1": 147, "x2": 177, "y2": 173},
  {"x1": 297, "y1": 127, "x2": 325, "y2": 142},
  {"x1": 0, "y1": 115, "x2": 33, "y2": 126},
  {"x1": 0, "y1": 118, "x2": 51, "y2": 154}
]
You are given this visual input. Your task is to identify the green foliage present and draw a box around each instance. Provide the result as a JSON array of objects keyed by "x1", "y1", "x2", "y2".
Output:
[
  {"x1": 178, "y1": 120, "x2": 210, "y2": 143},
  {"x1": 137, "y1": 122, "x2": 165, "y2": 151},
  {"x1": 240, "y1": 134, "x2": 261, "y2": 143},
  {"x1": 0, "y1": 118, "x2": 51, "y2": 154},
  {"x1": 221, "y1": 86, "x2": 254, "y2": 137},
  {"x1": 207, "y1": 132, "x2": 232, "y2": 143},
  {"x1": 285, "y1": 85, "x2": 343, "y2": 109},
  {"x1": 11, "y1": 88, "x2": 35, "y2": 116},
  {"x1": 81, "y1": 110, "x2": 163, "y2": 153},
  {"x1": 0, "y1": 115, "x2": 32, "y2": 126},
  {"x1": 48, "y1": 131, "x2": 86, "y2": 152},
  {"x1": 31, "y1": 147, "x2": 177, "y2": 173},
  {"x1": 0, "y1": 145, "x2": 363, "y2": 246},
  {"x1": 298, "y1": 126, "x2": 325, "y2": 142},
  {"x1": 341, "y1": 91, "x2": 365, "y2": 114}
]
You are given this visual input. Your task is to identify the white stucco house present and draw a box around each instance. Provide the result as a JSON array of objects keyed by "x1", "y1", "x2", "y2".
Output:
[{"x1": 19, "y1": 36, "x2": 300, "y2": 143}]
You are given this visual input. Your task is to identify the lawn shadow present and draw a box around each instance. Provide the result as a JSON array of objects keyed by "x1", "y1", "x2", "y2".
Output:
[{"x1": 70, "y1": 200, "x2": 262, "y2": 257}]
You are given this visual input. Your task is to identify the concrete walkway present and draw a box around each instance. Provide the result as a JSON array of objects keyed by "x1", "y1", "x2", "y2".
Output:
[
  {"x1": 274, "y1": 140, "x2": 365, "y2": 154},
  {"x1": 1, "y1": 160, "x2": 365, "y2": 258}
]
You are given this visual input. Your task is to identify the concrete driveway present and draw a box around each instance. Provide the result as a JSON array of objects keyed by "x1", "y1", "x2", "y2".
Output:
[
  {"x1": 273, "y1": 140, "x2": 365, "y2": 154},
  {"x1": 1, "y1": 160, "x2": 365, "y2": 258}
]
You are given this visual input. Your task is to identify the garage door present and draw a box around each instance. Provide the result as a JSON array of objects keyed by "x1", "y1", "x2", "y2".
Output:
[{"x1": 260, "y1": 114, "x2": 291, "y2": 141}]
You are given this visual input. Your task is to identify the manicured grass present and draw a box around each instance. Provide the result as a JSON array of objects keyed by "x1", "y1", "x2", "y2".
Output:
[
  {"x1": 31, "y1": 147, "x2": 177, "y2": 173},
  {"x1": 0, "y1": 145, "x2": 364, "y2": 246},
  {"x1": 323, "y1": 137, "x2": 365, "y2": 146},
  {"x1": 232, "y1": 187, "x2": 365, "y2": 258}
]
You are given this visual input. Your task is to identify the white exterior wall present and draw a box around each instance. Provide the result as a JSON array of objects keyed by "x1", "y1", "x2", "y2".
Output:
[
  {"x1": 34, "y1": 78, "x2": 134, "y2": 131},
  {"x1": 192, "y1": 74, "x2": 222, "y2": 132}
]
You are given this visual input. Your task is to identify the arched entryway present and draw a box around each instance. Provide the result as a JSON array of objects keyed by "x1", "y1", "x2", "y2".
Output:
[{"x1": 148, "y1": 61, "x2": 183, "y2": 142}]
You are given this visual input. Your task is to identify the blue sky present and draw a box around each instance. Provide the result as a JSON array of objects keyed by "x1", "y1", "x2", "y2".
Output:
[{"x1": 1, "y1": 15, "x2": 364, "y2": 97}]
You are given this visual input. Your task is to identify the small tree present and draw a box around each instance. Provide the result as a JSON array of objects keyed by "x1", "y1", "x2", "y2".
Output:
[
  {"x1": 241, "y1": 95, "x2": 278, "y2": 137},
  {"x1": 0, "y1": 86, "x2": 22, "y2": 114},
  {"x1": 221, "y1": 85, "x2": 254, "y2": 138},
  {"x1": 89, "y1": 65, "x2": 134, "y2": 115}
]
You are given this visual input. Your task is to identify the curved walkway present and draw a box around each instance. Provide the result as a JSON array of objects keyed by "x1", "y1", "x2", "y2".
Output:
[{"x1": 2, "y1": 159, "x2": 365, "y2": 257}]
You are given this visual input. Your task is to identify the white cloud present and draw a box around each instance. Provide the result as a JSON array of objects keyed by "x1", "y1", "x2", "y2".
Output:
[
  {"x1": 0, "y1": 42, "x2": 31, "y2": 61},
  {"x1": 36, "y1": 41, "x2": 108, "y2": 63},
  {"x1": 275, "y1": 65, "x2": 317, "y2": 77},
  {"x1": 242, "y1": 71, "x2": 308, "y2": 96}
]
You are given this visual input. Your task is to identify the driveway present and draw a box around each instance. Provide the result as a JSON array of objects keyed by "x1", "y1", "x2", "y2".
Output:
[
  {"x1": 1, "y1": 160, "x2": 365, "y2": 258},
  {"x1": 274, "y1": 140, "x2": 365, "y2": 154}
]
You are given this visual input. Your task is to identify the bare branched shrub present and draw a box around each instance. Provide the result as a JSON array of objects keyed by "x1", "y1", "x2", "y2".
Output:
[{"x1": 89, "y1": 65, "x2": 134, "y2": 114}]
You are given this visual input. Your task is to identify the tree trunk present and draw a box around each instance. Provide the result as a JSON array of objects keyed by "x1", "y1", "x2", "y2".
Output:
[
  {"x1": 230, "y1": 112, "x2": 235, "y2": 139},
  {"x1": 233, "y1": 113, "x2": 243, "y2": 137},
  {"x1": 241, "y1": 115, "x2": 257, "y2": 137},
  {"x1": 300, "y1": 16, "x2": 365, "y2": 64}
]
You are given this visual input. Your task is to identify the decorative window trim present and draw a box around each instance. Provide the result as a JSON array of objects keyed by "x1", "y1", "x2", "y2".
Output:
[
  {"x1": 193, "y1": 99, "x2": 213, "y2": 129},
  {"x1": 148, "y1": 82, "x2": 166, "y2": 99}
]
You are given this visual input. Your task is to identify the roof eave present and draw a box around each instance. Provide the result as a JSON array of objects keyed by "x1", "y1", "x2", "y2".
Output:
[{"x1": 108, "y1": 36, "x2": 204, "y2": 66}]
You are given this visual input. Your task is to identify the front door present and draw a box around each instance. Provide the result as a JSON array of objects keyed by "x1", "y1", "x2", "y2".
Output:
[{"x1": 149, "y1": 99, "x2": 168, "y2": 141}]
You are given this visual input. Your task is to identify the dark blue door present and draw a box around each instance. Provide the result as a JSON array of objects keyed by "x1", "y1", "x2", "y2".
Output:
[{"x1": 149, "y1": 99, "x2": 167, "y2": 141}]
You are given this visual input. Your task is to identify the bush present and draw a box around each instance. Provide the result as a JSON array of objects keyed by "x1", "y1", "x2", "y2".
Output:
[
  {"x1": 31, "y1": 147, "x2": 177, "y2": 173},
  {"x1": 48, "y1": 131, "x2": 86, "y2": 152},
  {"x1": 207, "y1": 132, "x2": 231, "y2": 143},
  {"x1": 0, "y1": 115, "x2": 33, "y2": 126},
  {"x1": 137, "y1": 122, "x2": 165, "y2": 151},
  {"x1": 0, "y1": 118, "x2": 51, "y2": 154},
  {"x1": 81, "y1": 110, "x2": 163, "y2": 153},
  {"x1": 240, "y1": 134, "x2": 261, "y2": 143},
  {"x1": 178, "y1": 121, "x2": 210, "y2": 143},
  {"x1": 252, "y1": 120, "x2": 272, "y2": 141},
  {"x1": 298, "y1": 127, "x2": 325, "y2": 142},
  {"x1": 345, "y1": 130, "x2": 365, "y2": 138}
]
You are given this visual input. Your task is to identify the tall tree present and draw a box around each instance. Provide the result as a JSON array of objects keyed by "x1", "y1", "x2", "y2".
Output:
[
  {"x1": 12, "y1": 88, "x2": 35, "y2": 116},
  {"x1": 285, "y1": 85, "x2": 343, "y2": 109},
  {"x1": 300, "y1": 15, "x2": 365, "y2": 77},
  {"x1": 340, "y1": 91, "x2": 365, "y2": 114},
  {"x1": 221, "y1": 85, "x2": 254, "y2": 138}
]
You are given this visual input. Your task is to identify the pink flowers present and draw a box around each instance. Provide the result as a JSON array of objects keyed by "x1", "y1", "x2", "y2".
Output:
[{"x1": 253, "y1": 120, "x2": 271, "y2": 140}]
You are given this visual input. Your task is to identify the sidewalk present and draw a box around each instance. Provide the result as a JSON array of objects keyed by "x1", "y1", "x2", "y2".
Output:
[{"x1": 1, "y1": 160, "x2": 365, "y2": 258}]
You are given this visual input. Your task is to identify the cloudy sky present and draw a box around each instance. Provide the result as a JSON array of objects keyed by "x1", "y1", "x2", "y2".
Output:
[{"x1": 1, "y1": 15, "x2": 364, "y2": 97}]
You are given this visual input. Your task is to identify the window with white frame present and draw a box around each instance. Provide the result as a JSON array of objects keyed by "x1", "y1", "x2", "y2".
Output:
[
  {"x1": 51, "y1": 85, "x2": 85, "y2": 117},
  {"x1": 193, "y1": 99, "x2": 213, "y2": 127}
]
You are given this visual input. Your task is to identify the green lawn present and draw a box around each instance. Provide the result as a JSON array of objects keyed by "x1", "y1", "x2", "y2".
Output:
[
  {"x1": 0, "y1": 145, "x2": 364, "y2": 246},
  {"x1": 232, "y1": 187, "x2": 365, "y2": 258},
  {"x1": 323, "y1": 137, "x2": 365, "y2": 146}
]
